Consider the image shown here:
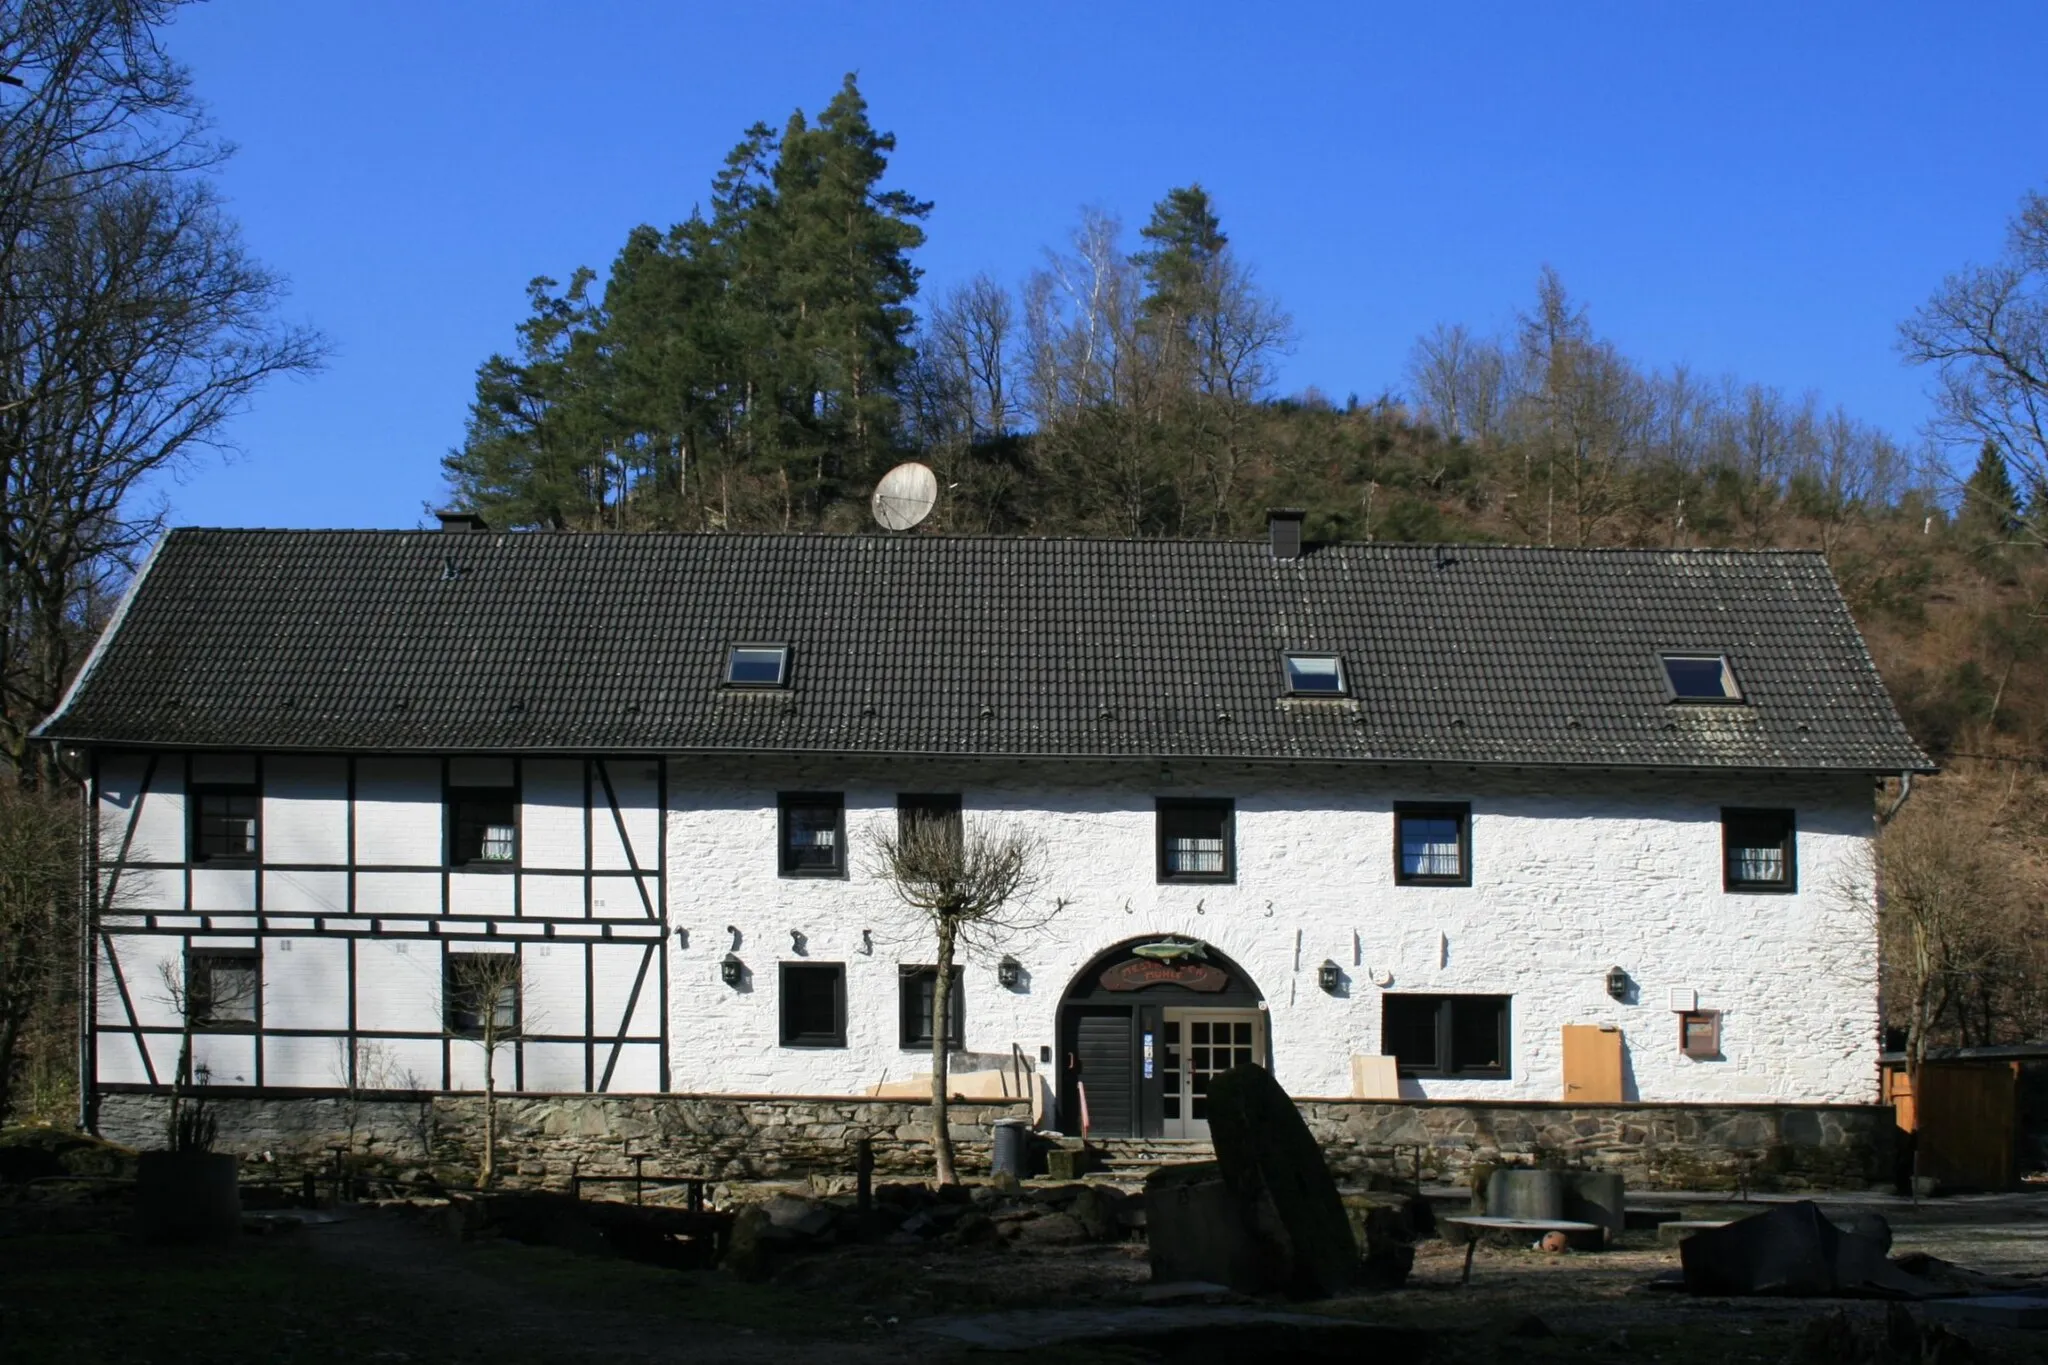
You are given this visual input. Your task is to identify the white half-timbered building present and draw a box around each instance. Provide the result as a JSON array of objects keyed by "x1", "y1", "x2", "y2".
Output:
[{"x1": 38, "y1": 512, "x2": 1932, "y2": 1138}]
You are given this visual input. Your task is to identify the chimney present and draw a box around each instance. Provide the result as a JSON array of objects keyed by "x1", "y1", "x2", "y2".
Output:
[
  {"x1": 1268, "y1": 509, "x2": 1305, "y2": 560},
  {"x1": 436, "y1": 509, "x2": 491, "y2": 533}
]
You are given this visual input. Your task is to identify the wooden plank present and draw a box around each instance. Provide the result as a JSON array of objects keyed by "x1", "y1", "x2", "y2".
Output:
[{"x1": 1561, "y1": 1024, "x2": 1623, "y2": 1102}]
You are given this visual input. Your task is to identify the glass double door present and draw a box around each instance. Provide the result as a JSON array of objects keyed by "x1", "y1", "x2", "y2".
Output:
[{"x1": 1158, "y1": 1009, "x2": 1264, "y2": 1139}]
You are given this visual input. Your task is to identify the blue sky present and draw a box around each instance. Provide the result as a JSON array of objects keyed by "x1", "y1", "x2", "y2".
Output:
[{"x1": 153, "y1": 1, "x2": 2048, "y2": 529}]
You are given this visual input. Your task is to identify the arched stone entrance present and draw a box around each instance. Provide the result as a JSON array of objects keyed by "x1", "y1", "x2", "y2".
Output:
[{"x1": 1056, "y1": 936, "x2": 1269, "y2": 1139}]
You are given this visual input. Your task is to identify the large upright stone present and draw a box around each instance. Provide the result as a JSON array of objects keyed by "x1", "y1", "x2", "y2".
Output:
[{"x1": 1203, "y1": 1064, "x2": 1362, "y2": 1298}]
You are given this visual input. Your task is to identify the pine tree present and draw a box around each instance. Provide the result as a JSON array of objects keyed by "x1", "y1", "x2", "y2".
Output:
[{"x1": 1959, "y1": 440, "x2": 2021, "y2": 539}]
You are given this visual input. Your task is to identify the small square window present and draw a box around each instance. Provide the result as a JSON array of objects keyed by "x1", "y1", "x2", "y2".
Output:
[
  {"x1": 1680, "y1": 1010, "x2": 1722, "y2": 1059},
  {"x1": 444, "y1": 950, "x2": 521, "y2": 1037},
  {"x1": 780, "y1": 793, "x2": 845, "y2": 876},
  {"x1": 1382, "y1": 994, "x2": 1509, "y2": 1077},
  {"x1": 1395, "y1": 803, "x2": 1470, "y2": 885},
  {"x1": 1157, "y1": 799, "x2": 1233, "y2": 882},
  {"x1": 897, "y1": 793, "x2": 963, "y2": 850},
  {"x1": 781, "y1": 963, "x2": 846, "y2": 1047},
  {"x1": 191, "y1": 788, "x2": 258, "y2": 862},
  {"x1": 185, "y1": 950, "x2": 259, "y2": 1030},
  {"x1": 448, "y1": 789, "x2": 517, "y2": 866},
  {"x1": 1662, "y1": 654, "x2": 1742, "y2": 702},
  {"x1": 1723, "y1": 808, "x2": 1795, "y2": 891},
  {"x1": 899, "y1": 966, "x2": 964, "y2": 1050},
  {"x1": 727, "y1": 645, "x2": 791, "y2": 687},
  {"x1": 1283, "y1": 653, "x2": 1347, "y2": 695}
]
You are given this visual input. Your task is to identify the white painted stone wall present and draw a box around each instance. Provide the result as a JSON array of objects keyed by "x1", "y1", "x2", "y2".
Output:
[
  {"x1": 87, "y1": 749, "x2": 1883, "y2": 1108},
  {"x1": 664, "y1": 757, "x2": 1880, "y2": 1106}
]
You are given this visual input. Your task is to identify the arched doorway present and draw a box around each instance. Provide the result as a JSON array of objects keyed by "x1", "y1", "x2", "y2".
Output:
[{"x1": 1056, "y1": 936, "x2": 1268, "y2": 1140}]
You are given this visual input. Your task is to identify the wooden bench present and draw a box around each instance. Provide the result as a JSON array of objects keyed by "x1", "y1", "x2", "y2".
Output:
[{"x1": 1440, "y1": 1215, "x2": 1606, "y2": 1282}]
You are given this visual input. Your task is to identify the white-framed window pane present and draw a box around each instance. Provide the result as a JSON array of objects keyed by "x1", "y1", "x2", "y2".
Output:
[{"x1": 1401, "y1": 818, "x2": 1462, "y2": 878}]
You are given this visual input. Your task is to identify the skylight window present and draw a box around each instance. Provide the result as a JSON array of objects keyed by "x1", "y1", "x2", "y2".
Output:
[
  {"x1": 726, "y1": 645, "x2": 791, "y2": 688},
  {"x1": 1662, "y1": 654, "x2": 1742, "y2": 703},
  {"x1": 1283, "y1": 653, "x2": 1347, "y2": 696}
]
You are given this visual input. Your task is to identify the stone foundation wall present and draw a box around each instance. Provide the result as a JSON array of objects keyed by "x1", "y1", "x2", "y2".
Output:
[
  {"x1": 94, "y1": 1092, "x2": 1030, "y2": 1188},
  {"x1": 1297, "y1": 1099, "x2": 1897, "y2": 1191},
  {"x1": 94, "y1": 1091, "x2": 1896, "y2": 1193}
]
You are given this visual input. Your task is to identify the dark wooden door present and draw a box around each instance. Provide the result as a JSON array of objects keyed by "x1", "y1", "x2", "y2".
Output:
[{"x1": 1071, "y1": 1008, "x2": 1136, "y2": 1137}]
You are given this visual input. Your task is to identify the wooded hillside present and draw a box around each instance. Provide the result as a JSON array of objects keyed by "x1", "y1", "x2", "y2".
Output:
[{"x1": 442, "y1": 77, "x2": 2047, "y2": 1058}]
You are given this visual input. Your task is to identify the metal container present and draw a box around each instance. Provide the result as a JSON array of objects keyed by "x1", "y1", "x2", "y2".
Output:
[{"x1": 991, "y1": 1119, "x2": 1031, "y2": 1179}]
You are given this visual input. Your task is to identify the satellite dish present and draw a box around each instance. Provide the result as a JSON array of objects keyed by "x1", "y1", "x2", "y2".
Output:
[{"x1": 870, "y1": 461, "x2": 938, "y2": 531}]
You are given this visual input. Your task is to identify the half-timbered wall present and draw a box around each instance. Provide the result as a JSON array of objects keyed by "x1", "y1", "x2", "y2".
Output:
[{"x1": 90, "y1": 752, "x2": 667, "y2": 1097}]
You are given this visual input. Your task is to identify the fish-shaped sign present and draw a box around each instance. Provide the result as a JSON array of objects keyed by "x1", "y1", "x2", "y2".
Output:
[{"x1": 1130, "y1": 939, "x2": 1209, "y2": 963}]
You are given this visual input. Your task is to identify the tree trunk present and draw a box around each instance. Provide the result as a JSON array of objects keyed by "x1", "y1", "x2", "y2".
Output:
[
  {"x1": 479, "y1": 1045, "x2": 497, "y2": 1190},
  {"x1": 930, "y1": 920, "x2": 957, "y2": 1186}
]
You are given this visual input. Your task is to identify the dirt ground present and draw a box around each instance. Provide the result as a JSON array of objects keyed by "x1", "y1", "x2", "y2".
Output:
[{"x1": 2, "y1": 1192, "x2": 2047, "y2": 1363}]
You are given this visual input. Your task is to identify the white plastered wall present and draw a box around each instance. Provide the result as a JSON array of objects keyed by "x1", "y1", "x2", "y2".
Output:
[{"x1": 663, "y1": 757, "x2": 1880, "y2": 1105}]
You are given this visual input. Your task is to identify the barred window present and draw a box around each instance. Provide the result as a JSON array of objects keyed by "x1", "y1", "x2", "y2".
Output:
[
  {"x1": 1157, "y1": 799, "x2": 1233, "y2": 882},
  {"x1": 1395, "y1": 803, "x2": 1470, "y2": 885}
]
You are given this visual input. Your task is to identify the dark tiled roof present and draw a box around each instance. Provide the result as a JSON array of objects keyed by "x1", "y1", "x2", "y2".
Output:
[{"x1": 38, "y1": 529, "x2": 1932, "y2": 772}]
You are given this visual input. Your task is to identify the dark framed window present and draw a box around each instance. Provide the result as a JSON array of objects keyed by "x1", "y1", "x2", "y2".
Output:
[
  {"x1": 1662, "y1": 653, "x2": 1743, "y2": 703},
  {"x1": 443, "y1": 950, "x2": 521, "y2": 1037},
  {"x1": 1282, "y1": 653, "x2": 1347, "y2": 696},
  {"x1": 780, "y1": 963, "x2": 846, "y2": 1047},
  {"x1": 897, "y1": 793, "x2": 963, "y2": 852},
  {"x1": 1395, "y1": 803, "x2": 1470, "y2": 885},
  {"x1": 185, "y1": 950, "x2": 259, "y2": 1030},
  {"x1": 779, "y1": 793, "x2": 846, "y2": 876},
  {"x1": 191, "y1": 788, "x2": 259, "y2": 862},
  {"x1": 1157, "y1": 798, "x2": 1234, "y2": 882},
  {"x1": 1723, "y1": 808, "x2": 1796, "y2": 891},
  {"x1": 726, "y1": 644, "x2": 791, "y2": 687},
  {"x1": 899, "y1": 966, "x2": 965, "y2": 1050},
  {"x1": 448, "y1": 789, "x2": 517, "y2": 867},
  {"x1": 1382, "y1": 994, "x2": 1510, "y2": 1077}
]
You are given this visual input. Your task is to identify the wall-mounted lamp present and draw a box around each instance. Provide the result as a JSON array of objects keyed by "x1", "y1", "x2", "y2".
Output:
[
  {"x1": 997, "y1": 956, "x2": 1022, "y2": 989},
  {"x1": 721, "y1": 954, "x2": 745, "y2": 987},
  {"x1": 790, "y1": 929, "x2": 807, "y2": 955},
  {"x1": 1605, "y1": 966, "x2": 1632, "y2": 1001},
  {"x1": 1317, "y1": 960, "x2": 1342, "y2": 994}
]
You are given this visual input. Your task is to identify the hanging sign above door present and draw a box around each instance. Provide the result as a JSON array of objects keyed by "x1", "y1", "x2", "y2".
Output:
[{"x1": 1100, "y1": 958, "x2": 1228, "y2": 992}]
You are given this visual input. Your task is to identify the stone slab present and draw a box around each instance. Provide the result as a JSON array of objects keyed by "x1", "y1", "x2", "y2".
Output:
[
  {"x1": 1657, "y1": 1219, "x2": 1733, "y2": 1246},
  {"x1": 1923, "y1": 1297, "x2": 2048, "y2": 1330},
  {"x1": 1443, "y1": 1216, "x2": 1605, "y2": 1251}
]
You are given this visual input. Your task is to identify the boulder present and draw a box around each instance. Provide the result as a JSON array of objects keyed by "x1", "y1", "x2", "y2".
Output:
[
  {"x1": 1204, "y1": 1064, "x2": 1362, "y2": 1298},
  {"x1": 1069, "y1": 1184, "x2": 1122, "y2": 1241},
  {"x1": 763, "y1": 1193, "x2": 834, "y2": 1238},
  {"x1": 723, "y1": 1204, "x2": 774, "y2": 1281},
  {"x1": 1015, "y1": 1211, "x2": 1090, "y2": 1246}
]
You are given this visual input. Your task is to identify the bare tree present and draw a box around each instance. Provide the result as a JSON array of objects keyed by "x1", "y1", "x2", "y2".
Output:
[
  {"x1": 868, "y1": 815, "x2": 1056, "y2": 1185},
  {"x1": 1901, "y1": 187, "x2": 2048, "y2": 537},
  {"x1": 0, "y1": 2, "x2": 325, "y2": 779},
  {"x1": 1871, "y1": 798, "x2": 2015, "y2": 1116},
  {"x1": 0, "y1": 782, "x2": 79, "y2": 1120},
  {"x1": 446, "y1": 950, "x2": 523, "y2": 1189}
]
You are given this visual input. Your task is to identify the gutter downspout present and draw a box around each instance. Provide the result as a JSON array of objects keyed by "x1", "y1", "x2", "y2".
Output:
[{"x1": 1873, "y1": 769, "x2": 1915, "y2": 1188}]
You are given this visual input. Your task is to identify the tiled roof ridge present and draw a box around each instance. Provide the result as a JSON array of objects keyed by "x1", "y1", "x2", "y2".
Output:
[{"x1": 162, "y1": 525, "x2": 1832, "y2": 558}]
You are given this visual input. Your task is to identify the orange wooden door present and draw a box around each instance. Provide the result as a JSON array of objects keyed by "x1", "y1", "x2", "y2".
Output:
[{"x1": 1562, "y1": 1025, "x2": 1624, "y2": 1102}]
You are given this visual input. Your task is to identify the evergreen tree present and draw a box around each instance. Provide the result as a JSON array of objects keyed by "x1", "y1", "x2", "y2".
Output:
[{"x1": 1959, "y1": 440, "x2": 2021, "y2": 539}]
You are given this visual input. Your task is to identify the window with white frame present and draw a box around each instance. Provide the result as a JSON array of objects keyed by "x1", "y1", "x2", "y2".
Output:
[{"x1": 1282, "y1": 653, "x2": 1347, "y2": 696}]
